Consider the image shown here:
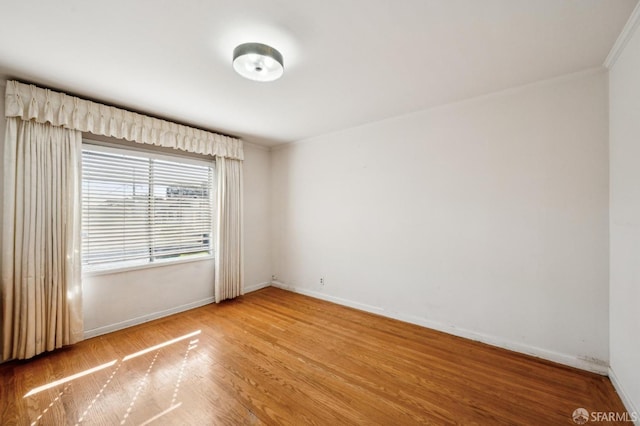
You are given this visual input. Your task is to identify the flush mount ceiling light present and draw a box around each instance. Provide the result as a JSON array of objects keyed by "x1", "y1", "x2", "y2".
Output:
[{"x1": 233, "y1": 42, "x2": 284, "y2": 82}]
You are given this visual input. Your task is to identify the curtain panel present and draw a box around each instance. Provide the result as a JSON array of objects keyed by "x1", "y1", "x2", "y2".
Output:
[
  {"x1": 2, "y1": 118, "x2": 83, "y2": 361},
  {"x1": 5, "y1": 81, "x2": 244, "y2": 160},
  {"x1": 215, "y1": 157, "x2": 244, "y2": 302}
]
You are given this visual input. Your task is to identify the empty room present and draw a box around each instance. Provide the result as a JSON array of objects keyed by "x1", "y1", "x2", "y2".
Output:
[{"x1": 1, "y1": 0, "x2": 639, "y2": 424}]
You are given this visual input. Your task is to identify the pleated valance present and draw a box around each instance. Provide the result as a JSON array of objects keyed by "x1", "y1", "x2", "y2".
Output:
[{"x1": 4, "y1": 80, "x2": 243, "y2": 160}]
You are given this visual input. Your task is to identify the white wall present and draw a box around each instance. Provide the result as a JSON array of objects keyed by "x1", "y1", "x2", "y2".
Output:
[
  {"x1": 609, "y1": 14, "x2": 640, "y2": 417},
  {"x1": 83, "y1": 259, "x2": 215, "y2": 337},
  {"x1": 271, "y1": 70, "x2": 610, "y2": 372},
  {"x1": 243, "y1": 143, "x2": 272, "y2": 292}
]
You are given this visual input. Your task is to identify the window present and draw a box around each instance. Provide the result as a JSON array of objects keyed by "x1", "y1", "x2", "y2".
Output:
[{"x1": 82, "y1": 143, "x2": 215, "y2": 271}]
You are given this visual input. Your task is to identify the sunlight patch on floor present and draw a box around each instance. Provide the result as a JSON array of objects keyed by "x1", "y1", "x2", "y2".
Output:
[
  {"x1": 23, "y1": 330, "x2": 202, "y2": 425},
  {"x1": 24, "y1": 360, "x2": 118, "y2": 398}
]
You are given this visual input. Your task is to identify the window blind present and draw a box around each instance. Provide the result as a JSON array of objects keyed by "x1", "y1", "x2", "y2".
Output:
[{"x1": 82, "y1": 144, "x2": 214, "y2": 271}]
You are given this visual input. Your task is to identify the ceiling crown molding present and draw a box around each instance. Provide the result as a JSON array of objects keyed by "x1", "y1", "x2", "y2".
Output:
[{"x1": 604, "y1": 2, "x2": 640, "y2": 69}]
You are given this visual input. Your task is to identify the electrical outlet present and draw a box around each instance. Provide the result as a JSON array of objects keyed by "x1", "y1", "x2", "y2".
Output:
[
  {"x1": 271, "y1": 274, "x2": 277, "y2": 281},
  {"x1": 320, "y1": 277, "x2": 324, "y2": 285}
]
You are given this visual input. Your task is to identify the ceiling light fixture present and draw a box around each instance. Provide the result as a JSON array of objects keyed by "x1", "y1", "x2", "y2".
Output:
[{"x1": 232, "y1": 42, "x2": 284, "y2": 82}]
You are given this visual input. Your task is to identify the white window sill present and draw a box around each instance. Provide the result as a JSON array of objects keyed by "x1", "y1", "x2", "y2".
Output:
[{"x1": 82, "y1": 254, "x2": 215, "y2": 277}]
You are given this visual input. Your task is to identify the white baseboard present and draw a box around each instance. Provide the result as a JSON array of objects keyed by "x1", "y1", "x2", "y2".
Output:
[
  {"x1": 244, "y1": 281, "x2": 272, "y2": 294},
  {"x1": 83, "y1": 297, "x2": 215, "y2": 339},
  {"x1": 609, "y1": 367, "x2": 640, "y2": 425},
  {"x1": 271, "y1": 282, "x2": 608, "y2": 375}
]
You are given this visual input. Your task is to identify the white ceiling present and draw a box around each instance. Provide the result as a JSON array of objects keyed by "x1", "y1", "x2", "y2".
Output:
[{"x1": 0, "y1": 0, "x2": 637, "y2": 146}]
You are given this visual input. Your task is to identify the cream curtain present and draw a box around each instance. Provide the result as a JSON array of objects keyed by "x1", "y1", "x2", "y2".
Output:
[
  {"x1": 5, "y1": 81, "x2": 243, "y2": 160},
  {"x1": 1, "y1": 117, "x2": 83, "y2": 361},
  {"x1": 215, "y1": 157, "x2": 244, "y2": 302}
]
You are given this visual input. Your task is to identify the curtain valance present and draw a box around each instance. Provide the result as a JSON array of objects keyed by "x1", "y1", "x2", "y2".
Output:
[{"x1": 4, "y1": 80, "x2": 243, "y2": 160}]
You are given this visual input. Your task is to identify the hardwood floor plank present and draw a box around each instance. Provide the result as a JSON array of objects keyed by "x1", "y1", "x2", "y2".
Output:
[{"x1": 0, "y1": 287, "x2": 630, "y2": 425}]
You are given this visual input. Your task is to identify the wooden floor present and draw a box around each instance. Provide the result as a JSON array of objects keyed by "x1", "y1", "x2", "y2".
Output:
[{"x1": 0, "y1": 287, "x2": 629, "y2": 425}]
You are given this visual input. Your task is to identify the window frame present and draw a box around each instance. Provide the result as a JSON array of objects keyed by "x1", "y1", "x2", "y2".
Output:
[{"x1": 81, "y1": 140, "x2": 216, "y2": 276}]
